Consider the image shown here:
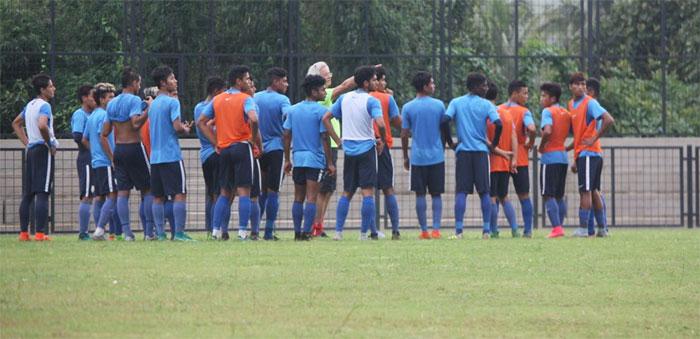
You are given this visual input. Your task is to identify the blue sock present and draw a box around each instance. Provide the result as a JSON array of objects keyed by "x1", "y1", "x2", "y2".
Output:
[
  {"x1": 579, "y1": 208, "x2": 591, "y2": 229},
  {"x1": 98, "y1": 198, "x2": 115, "y2": 229},
  {"x1": 594, "y1": 208, "x2": 607, "y2": 230},
  {"x1": 520, "y1": 198, "x2": 533, "y2": 235},
  {"x1": 292, "y1": 201, "x2": 303, "y2": 233},
  {"x1": 116, "y1": 196, "x2": 133, "y2": 238},
  {"x1": 139, "y1": 199, "x2": 148, "y2": 237},
  {"x1": 601, "y1": 195, "x2": 608, "y2": 231},
  {"x1": 416, "y1": 195, "x2": 427, "y2": 232},
  {"x1": 250, "y1": 200, "x2": 260, "y2": 233},
  {"x1": 173, "y1": 201, "x2": 186, "y2": 233},
  {"x1": 454, "y1": 193, "x2": 466, "y2": 234},
  {"x1": 152, "y1": 202, "x2": 165, "y2": 236},
  {"x1": 385, "y1": 194, "x2": 399, "y2": 233},
  {"x1": 258, "y1": 192, "x2": 267, "y2": 218},
  {"x1": 432, "y1": 195, "x2": 442, "y2": 230},
  {"x1": 238, "y1": 196, "x2": 251, "y2": 232},
  {"x1": 557, "y1": 199, "x2": 567, "y2": 225},
  {"x1": 587, "y1": 210, "x2": 596, "y2": 235},
  {"x1": 361, "y1": 196, "x2": 375, "y2": 234},
  {"x1": 303, "y1": 203, "x2": 317, "y2": 233},
  {"x1": 93, "y1": 200, "x2": 104, "y2": 228},
  {"x1": 503, "y1": 200, "x2": 518, "y2": 232},
  {"x1": 111, "y1": 212, "x2": 122, "y2": 236},
  {"x1": 490, "y1": 201, "x2": 499, "y2": 234},
  {"x1": 545, "y1": 198, "x2": 561, "y2": 227},
  {"x1": 79, "y1": 201, "x2": 91, "y2": 234},
  {"x1": 165, "y1": 200, "x2": 175, "y2": 237},
  {"x1": 35, "y1": 193, "x2": 49, "y2": 233},
  {"x1": 480, "y1": 194, "x2": 491, "y2": 233},
  {"x1": 205, "y1": 198, "x2": 212, "y2": 232},
  {"x1": 265, "y1": 192, "x2": 279, "y2": 233},
  {"x1": 142, "y1": 194, "x2": 155, "y2": 237},
  {"x1": 212, "y1": 195, "x2": 230, "y2": 232},
  {"x1": 335, "y1": 196, "x2": 350, "y2": 232}
]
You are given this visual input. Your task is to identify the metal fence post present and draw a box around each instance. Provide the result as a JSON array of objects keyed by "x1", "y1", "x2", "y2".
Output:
[
  {"x1": 531, "y1": 147, "x2": 539, "y2": 229},
  {"x1": 687, "y1": 145, "x2": 693, "y2": 228},
  {"x1": 679, "y1": 147, "x2": 685, "y2": 228},
  {"x1": 610, "y1": 147, "x2": 616, "y2": 226},
  {"x1": 514, "y1": 0, "x2": 519, "y2": 78}
]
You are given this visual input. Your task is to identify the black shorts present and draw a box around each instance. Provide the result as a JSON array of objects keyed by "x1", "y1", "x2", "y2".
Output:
[
  {"x1": 77, "y1": 155, "x2": 93, "y2": 199},
  {"x1": 377, "y1": 148, "x2": 394, "y2": 190},
  {"x1": 202, "y1": 153, "x2": 220, "y2": 196},
  {"x1": 343, "y1": 147, "x2": 377, "y2": 193},
  {"x1": 510, "y1": 166, "x2": 530, "y2": 194},
  {"x1": 259, "y1": 150, "x2": 284, "y2": 192},
  {"x1": 490, "y1": 171, "x2": 510, "y2": 198},
  {"x1": 455, "y1": 151, "x2": 490, "y2": 194},
  {"x1": 577, "y1": 156, "x2": 603, "y2": 192},
  {"x1": 251, "y1": 158, "x2": 261, "y2": 198},
  {"x1": 93, "y1": 166, "x2": 117, "y2": 196},
  {"x1": 113, "y1": 143, "x2": 151, "y2": 191},
  {"x1": 540, "y1": 163, "x2": 568, "y2": 198},
  {"x1": 320, "y1": 148, "x2": 338, "y2": 193},
  {"x1": 24, "y1": 144, "x2": 54, "y2": 195},
  {"x1": 151, "y1": 160, "x2": 187, "y2": 197},
  {"x1": 410, "y1": 162, "x2": 445, "y2": 195},
  {"x1": 293, "y1": 167, "x2": 324, "y2": 186},
  {"x1": 218, "y1": 142, "x2": 254, "y2": 192}
]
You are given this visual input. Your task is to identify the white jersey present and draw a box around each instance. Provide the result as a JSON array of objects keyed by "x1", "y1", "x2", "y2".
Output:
[
  {"x1": 22, "y1": 98, "x2": 57, "y2": 148},
  {"x1": 340, "y1": 90, "x2": 375, "y2": 141}
]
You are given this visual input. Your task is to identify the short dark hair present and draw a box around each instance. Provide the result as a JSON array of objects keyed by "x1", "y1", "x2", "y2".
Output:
[
  {"x1": 507, "y1": 80, "x2": 527, "y2": 96},
  {"x1": 228, "y1": 65, "x2": 251, "y2": 86},
  {"x1": 375, "y1": 66, "x2": 386, "y2": 81},
  {"x1": 77, "y1": 84, "x2": 94, "y2": 103},
  {"x1": 484, "y1": 81, "x2": 498, "y2": 101},
  {"x1": 540, "y1": 82, "x2": 562, "y2": 102},
  {"x1": 152, "y1": 66, "x2": 174, "y2": 88},
  {"x1": 569, "y1": 72, "x2": 586, "y2": 84},
  {"x1": 353, "y1": 66, "x2": 376, "y2": 87},
  {"x1": 586, "y1": 77, "x2": 600, "y2": 96},
  {"x1": 301, "y1": 75, "x2": 326, "y2": 97},
  {"x1": 411, "y1": 71, "x2": 432, "y2": 92},
  {"x1": 31, "y1": 73, "x2": 52, "y2": 95},
  {"x1": 121, "y1": 67, "x2": 140, "y2": 88},
  {"x1": 266, "y1": 67, "x2": 287, "y2": 86},
  {"x1": 206, "y1": 77, "x2": 226, "y2": 96},
  {"x1": 466, "y1": 73, "x2": 487, "y2": 92}
]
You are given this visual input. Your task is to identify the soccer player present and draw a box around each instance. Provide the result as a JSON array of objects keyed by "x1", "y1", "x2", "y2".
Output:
[
  {"x1": 245, "y1": 77, "x2": 264, "y2": 240},
  {"x1": 538, "y1": 82, "x2": 571, "y2": 238},
  {"x1": 498, "y1": 80, "x2": 536, "y2": 237},
  {"x1": 370, "y1": 67, "x2": 402, "y2": 239},
  {"x1": 322, "y1": 66, "x2": 386, "y2": 241},
  {"x1": 198, "y1": 65, "x2": 262, "y2": 241},
  {"x1": 105, "y1": 67, "x2": 154, "y2": 240},
  {"x1": 12, "y1": 74, "x2": 57, "y2": 241},
  {"x1": 71, "y1": 84, "x2": 97, "y2": 240},
  {"x1": 445, "y1": 73, "x2": 502, "y2": 239},
  {"x1": 283, "y1": 74, "x2": 336, "y2": 240},
  {"x1": 568, "y1": 72, "x2": 615, "y2": 238},
  {"x1": 254, "y1": 68, "x2": 291, "y2": 240},
  {"x1": 485, "y1": 82, "x2": 519, "y2": 238},
  {"x1": 401, "y1": 71, "x2": 447, "y2": 240},
  {"x1": 194, "y1": 77, "x2": 226, "y2": 237},
  {"x1": 585, "y1": 77, "x2": 609, "y2": 237},
  {"x1": 148, "y1": 66, "x2": 194, "y2": 241}
]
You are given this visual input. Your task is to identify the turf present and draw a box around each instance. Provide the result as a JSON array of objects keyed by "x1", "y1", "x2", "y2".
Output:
[{"x1": 1, "y1": 229, "x2": 699, "y2": 338}]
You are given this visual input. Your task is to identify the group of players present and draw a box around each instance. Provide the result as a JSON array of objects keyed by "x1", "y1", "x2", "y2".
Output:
[{"x1": 12, "y1": 61, "x2": 613, "y2": 242}]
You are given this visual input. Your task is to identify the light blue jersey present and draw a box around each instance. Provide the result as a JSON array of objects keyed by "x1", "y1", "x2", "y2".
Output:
[
  {"x1": 83, "y1": 108, "x2": 114, "y2": 168},
  {"x1": 71, "y1": 108, "x2": 90, "y2": 134},
  {"x1": 331, "y1": 90, "x2": 382, "y2": 156},
  {"x1": 107, "y1": 92, "x2": 144, "y2": 123},
  {"x1": 539, "y1": 106, "x2": 568, "y2": 165},
  {"x1": 283, "y1": 100, "x2": 328, "y2": 169},
  {"x1": 148, "y1": 94, "x2": 182, "y2": 164},
  {"x1": 254, "y1": 89, "x2": 291, "y2": 153},
  {"x1": 402, "y1": 96, "x2": 446, "y2": 166},
  {"x1": 445, "y1": 94, "x2": 500, "y2": 153},
  {"x1": 572, "y1": 97, "x2": 607, "y2": 158},
  {"x1": 194, "y1": 100, "x2": 215, "y2": 164}
]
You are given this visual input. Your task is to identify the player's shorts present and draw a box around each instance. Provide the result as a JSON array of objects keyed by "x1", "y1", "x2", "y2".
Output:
[
  {"x1": 24, "y1": 144, "x2": 54, "y2": 195},
  {"x1": 218, "y1": 142, "x2": 254, "y2": 192},
  {"x1": 410, "y1": 162, "x2": 445, "y2": 195},
  {"x1": 76, "y1": 155, "x2": 93, "y2": 199},
  {"x1": 202, "y1": 153, "x2": 220, "y2": 196},
  {"x1": 455, "y1": 151, "x2": 490, "y2": 195},
  {"x1": 510, "y1": 166, "x2": 530, "y2": 194},
  {"x1": 251, "y1": 158, "x2": 261, "y2": 198},
  {"x1": 113, "y1": 142, "x2": 151, "y2": 191},
  {"x1": 577, "y1": 156, "x2": 603, "y2": 192},
  {"x1": 490, "y1": 171, "x2": 510, "y2": 198},
  {"x1": 292, "y1": 167, "x2": 324, "y2": 186},
  {"x1": 343, "y1": 147, "x2": 377, "y2": 193},
  {"x1": 540, "y1": 163, "x2": 568, "y2": 198},
  {"x1": 320, "y1": 148, "x2": 338, "y2": 193},
  {"x1": 260, "y1": 150, "x2": 284, "y2": 192},
  {"x1": 93, "y1": 166, "x2": 117, "y2": 196},
  {"x1": 151, "y1": 160, "x2": 186, "y2": 197},
  {"x1": 377, "y1": 148, "x2": 394, "y2": 190}
]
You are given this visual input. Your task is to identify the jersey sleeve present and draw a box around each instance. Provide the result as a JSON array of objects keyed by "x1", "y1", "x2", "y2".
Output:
[
  {"x1": 282, "y1": 110, "x2": 292, "y2": 130},
  {"x1": 39, "y1": 103, "x2": 52, "y2": 117},
  {"x1": 401, "y1": 104, "x2": 411, "y2": 129},
  {"x1": 280, "y1": 96, "x2": 292, "y2": 116},
  {"x1": 587, "y1": 99, "x2": 606, "y2": 120},
  {"x1": 128, "y1": 96, "x2": 143, "y2": 117},
  {"x1": 367, "y1": 97, "x2": 383, "y2": 119},
  {"x1": 82, "y1": 122, "x2": 90, "y2": 141},
  {"x1": 170, "y1": 98, "x2": 181, "y2": 122},
  {"x1": 540, "y1": 108, "x2": 553, "y2": 129},
  {"x1": 486, "y1": 102, "x2": 500, "y2": 123},
  {"x1": 244, "y1": 97, "x2": 257, "y2": 116},
  {"x1": 71, "y1": 111, "x2": 84, "y2": 133},
  {"x1": 202, "y1": 101, "x2": 215, "y2": 119},
  {"x1": 388, "y1": 96, "x2": 400, "y2": 118},
  {"x1": 523, "y1": 109, "x2": 535, "y2": 127},
  {"x1": 319, "y1": 107, "x2": 327, "y2": 133},
  {"x1": 445, "y1": 99, "x2": 456, "y2": 120},
  {"x1": 331, "y1": 95, "x2": 343, "y2": 119}
]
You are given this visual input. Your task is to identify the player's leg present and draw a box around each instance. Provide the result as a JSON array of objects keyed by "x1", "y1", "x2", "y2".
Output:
[
  {"x1": 590, "y1": 157, "x2": 607, "y2": 237},
  {"x1": 489, "y1": 172, "x2": 501, "y2": 237},
  {"x1": 429, "y1": 162, "x2": 446, "y2": 238},
  {"x1": 514, "y1": 166, "x2": 532, "y2": 237},
  {"x1": 261, "y1": 150, "x2": 283, "y2": 236},
  {"x1": 233, "y1": 143, "x2": 255, "y2": 240},
  {"x1": 378, "y1": 150, "x2": 399, "y2": 238},
  {"x1": 334, "y1": 151, "x2": 358, "y2": 240},
  {"x1": 575, "y1": 157, "x2": 594, "y2": 237},
  {"x1": 165, "y1": 160, "x2": 191, "y2": 241},
  {"x1": 543, "y1": 163, "x2": 565, "y2": 238},
  {"x1": 302, "y1": 170, "x2": 322, "y2": 240},
  {"x1": 474, "y1": 152, "x2": 492, "y2": 239},
  {"x1": 314, "y1": 148, "x2": 337, "y2": 237},
  {"x1": 25, "y1": 145, "x2": 53, "y2": 241},
  {"x1": 410, "y1": 165, "x2": 427, "y2": 239},
  {"x1": 77, "y1": 160, "x2": 92, "y2": 240},
  {"x1": 453, "y1": 152, "x2": 470, "y2": 238},
  {"x1": 291, "y1": 167, "x2": 307, "y2": 240},
  {"x1": 249, "y1": 159, "x2": 262, "y2": 240},
  {"x1": 358, "y1": 147, "x2": 379, "y2": 240}
]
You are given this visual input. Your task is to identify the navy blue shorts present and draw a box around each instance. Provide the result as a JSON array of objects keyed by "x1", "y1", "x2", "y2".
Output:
[
  {"x1": 113, "y1": 143, "x2": 151, "y2": 191},
  {"x1": 77, "y1": 154, "x2": 93, "y2": 199},
  {"x1": 320, "y1": 148, "x2": 338, "y2": 193},
  {"x1": 218, "y1": 142, "x2": 254, "y2": 192},
  {"x1": 490, "y1": 171, "x2": 510, "y2": 198},
  {"x1": 540, "y1": 163, "x2": 567, "y2": 198},
  {"x1": 259, "y1": 150, "x2": 284, "y2": 192},
  {"x1": 93, "y1": 166, "x2": 117, "y2": 196},
  {"x1": 577, "y1": 156, "x2": 603, "y2": 192},
  {"x1": 455, "y1": 151, "x2": 490, "y2": 195},
  {"x1": 202, "y1": 153, "x2": 220, "y2": 196},
  {"x1": 510, "y1": 165, "x2": 530, "y2": 194},
  {"x1": 343, "y1": 147, "x2": 377, "y2": 193},
  {"x1": 293, "y1": 167, "x2": 324, "y2": 186},
  {"x1": 377, "y1": 148, "x2": 394, "y2": 190},
  {"x1": 410, "y1": 162, "x2": 445, "y2": 195},
  {"x1": 24, "y1": 144, "x2": 54, "y2": 194},
  {"x1": 251, "y1": 158, "x2": 261, "y2": 198},
  {"x1": 151, "y1": 160, "x2": 187, "y2": 197}
]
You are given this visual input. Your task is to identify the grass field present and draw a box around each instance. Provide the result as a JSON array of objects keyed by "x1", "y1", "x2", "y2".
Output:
[{"x1": 1, "y1": 229, "x2": 699, "y2": 338}]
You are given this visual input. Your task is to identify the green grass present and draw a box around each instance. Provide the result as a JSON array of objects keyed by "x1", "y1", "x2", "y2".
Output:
[{"x1": 1, "y1": 229, "x2": 699, "y2": 338}]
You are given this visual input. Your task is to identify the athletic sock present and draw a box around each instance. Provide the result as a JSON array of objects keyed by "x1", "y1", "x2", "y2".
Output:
[
  {"x1": 139, "y1": 199, "x2": 149, "y2": 237},
  {"x1": 335, "y1": 196, "x2": 350, "y2": 232},
  {"x1": 479, "y1": 193, "x2": 491, "y2": 233},
  {"x1": 490, "y1": 201, "x2": 499, "y2": 234},
  {"x1": 35, "y1": 193, "x2": 49, "y2": 234},
  {"x1": 431, "y1": 195, "x2": 442, "y2": 230},
  {"x1": 143, "y1": 194, "x2": 155, "y2": 237},
  {"x1": 303, "y1": 203, "x2": 317, "y2": 233},
  {"x1": 250, "y1": 200, "x2": 260, "y2": 234},
  {"x1": 503, "y1": 200, "x2": 518, "y2": 232},
  {"x1": 545, "y1": 198, "x2": 561, "y2": 228},
  {"x1": 292, "y1": 201, "x2": 303, "y2": 233},
  {"x1": 385, "y1": 194, "x2": 399, "y2": 233},
  {"x1": 361, "y1": 196, "x2": 375, "y2": 234},
  {"x1": 594, "y1": 208, "x2": 607, "y2": 230},
  {"x1": 93, "y1": 199, "x2": 104, "y2": 228},
  {"x1": 265, "y1": 192, "x2": 279, "y2": 233},
  {"x1": 587, "y1": 210, "x2": 596, "y2": 235},
  {"x1": 78, "y1": 201, "x2": 91, "y2": 234},
  {"x1": 212, "y1": 195, "x2": 230, "y2": 232},
  {"x1": 520, "y1": 198, "x2": 533, "y2": 235},
  {"x1": 579, "y1": 208, "x2": 591, "y2": 229},
  {"x1": 238, "y1": 196, "x2": 251, "y2": 233},
  {"x1": 173, "y1": 201, "x2": 186, "y2": 233},
  {"x1": 152, "y1": 202, "x2": 165, "y2": 236},
  {"x1": 454, "y1": 192, "x2": 466, "y2": 234},
  {"x1": 116, "y1": 196, "x2": 133, "y2": 238},
  {"x1": 258, "y1": 192, "x2": 268, "y2": 218},
  {"x1": 416, "y1": 195, "x2": 427, "y2": 232},
  {"x1": 165, "y1": 200, "x2": 175, "y2": 237},
  {"x1": 204, "y1": 198, "x2": 213, "y2": 232},
  {"x1": 557, "y1": 199, "x2": 567, "y2": 225},
  {"x1": 98, "y1": 197, "x2": 115, "y2": 229}
]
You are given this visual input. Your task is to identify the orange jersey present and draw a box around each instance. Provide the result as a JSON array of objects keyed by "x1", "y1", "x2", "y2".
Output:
[
  {"x1": 487, "y1": 107, "x2": 515, "y2": 172},
  {"x1": 211, "y1": 91, "x2": 253, "y2": 149},
  {"x1": 568, "y1": 95, "x2": 602, "y2": 156},
  {"x1": 370, "y1": 91, "x2": 398, "y2": 148},
  {"x1": 140, "y1": 119, "x2": 151, "y2": 157},
  {"x1": 540, "y1": 105, "x2": 571, "y2": 153},
  {"x1": 499, "y1": 103, "x2": 532, "y2": 166}
]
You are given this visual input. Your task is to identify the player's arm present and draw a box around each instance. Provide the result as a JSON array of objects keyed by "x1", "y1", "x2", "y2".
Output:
[
  {"x1": 81, "y1": 135, "x2": 90, "y2": 151},
  {"x1": 12, "y1": 114, "x2": 28, "y2": 146},
  {"x1": 583, "y1": 112, "x2": 615, "y2": 146},
  {"x1": 374, "y1": 115, "x2": 387, "y2": 155},
  {"x1": 539, "y1": 124, "x2": 552, "y2": 154},
  {"x1": 525, "y1": 123, "x2": 536, "y2": 149},
  {"x1": 488, "y1": 119, "x2": 503, "y2": 150},
  {"x1": 321, "y1": 131, "x2": 335, "y2": 176},
  {"x1": 400, "y1": 128, "x2": 410, "y2": 171},
  {"x1": 510, "y1": 127, "x2": 518, "y2": 172},
  {"x1": 283, "y1": 129, "x2": 292, "y2": 175},
  {"x1": 388, "y1": 96, "x2": 402, "y2": 129},
  {"x1": 247, "y1": 109, "x2": 262, "y2": 153},
  {"x1": 173, "y1": 118, "x2": 192, "y2": 135},
  {"x1": 99, "y1": 121, "x2": 114, "y2": 162},
  {"x1": 322, "y1": 112, "x2": 341, "y2": 148},
  {"x1": 130, "y1": 101, "x2": 149, "y2": 129},
  {"x1": 331, "y1": 76, "x2": 357, "y2": 102},
  {"x1": 197, "y1": 104, "x2": 217, "y2": 145},
  {"x1": 37, "y1": 115, "x2": 57, "y2": 155}
]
